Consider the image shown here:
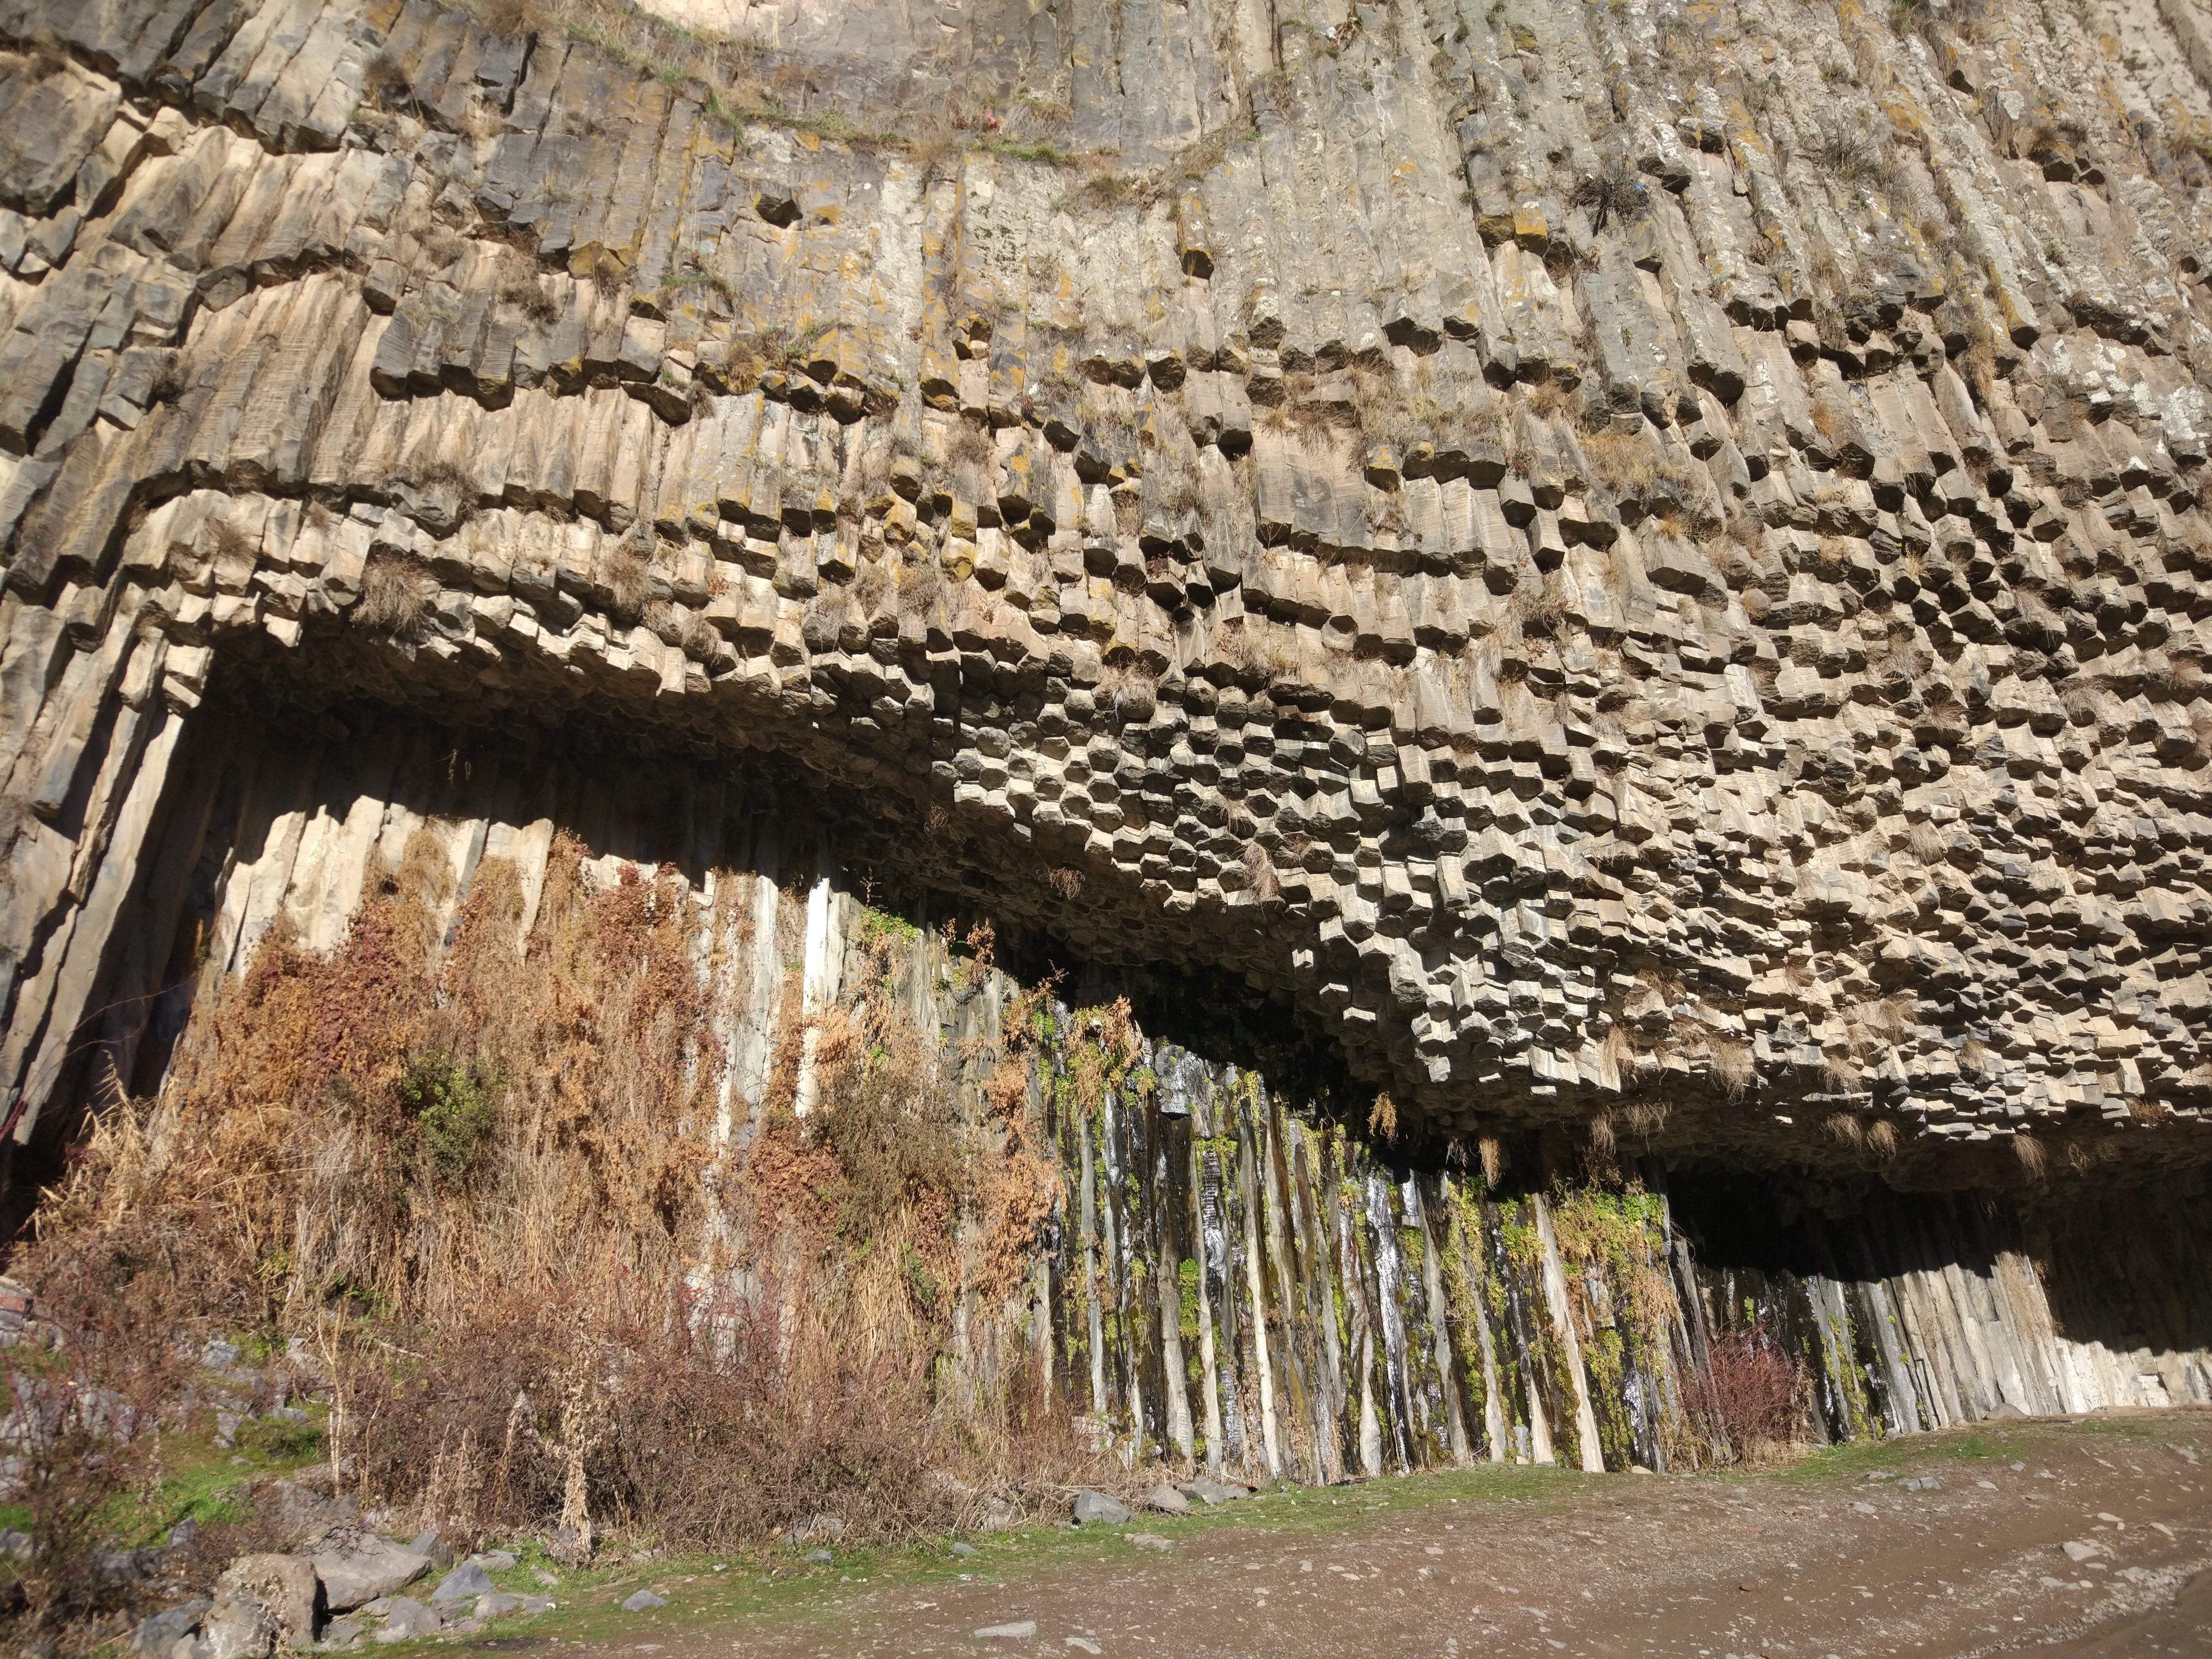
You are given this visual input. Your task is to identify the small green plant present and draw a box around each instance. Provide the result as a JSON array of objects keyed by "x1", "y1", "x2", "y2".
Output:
[{"x1": 397, "y1": 1053, "x2": 503, "y2": 1187}]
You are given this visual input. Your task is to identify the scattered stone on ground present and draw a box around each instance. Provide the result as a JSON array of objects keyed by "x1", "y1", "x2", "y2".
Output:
[
  {"x1": 1070, "y1": 1491, "x2": 1130, "y2": 1527},
  {"x1": 368, "y1": 1597, "x2": 437, "y2": 1644},
  {"x1": 622, "y1": 1590, "x2": 669, "y2": 1612},
  {"x1": 312, "y1": 1532, "x2": 431, "y2": 1612}
]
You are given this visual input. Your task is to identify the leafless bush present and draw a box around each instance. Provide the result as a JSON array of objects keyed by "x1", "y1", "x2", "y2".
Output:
[
  {"x1": 1698, "y1": 1327, "x2": 1808, "y2": 1462},
  {"x1": 1045, "y1": 866, "x2": 1084, "y2": 900},
  {"x1": 1807, "y1": 110, "x2": 1890, "y2": 185}
]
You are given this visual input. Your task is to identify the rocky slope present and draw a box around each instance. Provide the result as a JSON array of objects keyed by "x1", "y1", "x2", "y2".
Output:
[{"x1": 5, "y1": 0, "x2": 2212, "y2": 1194}]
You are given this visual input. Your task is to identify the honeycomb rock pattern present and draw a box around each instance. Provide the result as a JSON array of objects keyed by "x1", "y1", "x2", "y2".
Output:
[{"x1": 3, "y1": 0, "x2": 2212, "y2": 1183}]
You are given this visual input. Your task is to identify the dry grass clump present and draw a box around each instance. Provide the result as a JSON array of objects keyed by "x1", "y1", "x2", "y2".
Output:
[
  {"x1": 356, "y1": 553, "x2": 433, "y2": 637},
  {"x1": 1708, "y1": 1037, "x2": 1755, "y2": 1100},
  {"x1": 496, "y1": 248, "x2": 562, "y2": 323}
]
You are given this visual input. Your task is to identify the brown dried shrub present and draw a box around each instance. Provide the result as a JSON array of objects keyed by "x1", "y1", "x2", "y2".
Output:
[
  {"x1": 1697, "y1": 1326, "x2": 1809, "y2": 1462},
  {"x1": 8, "y1": 1141, "x2": 197, "y2": 1632},
  {"x1": 26, "y1": 835, "x2": 1105, "y2": 1558}
]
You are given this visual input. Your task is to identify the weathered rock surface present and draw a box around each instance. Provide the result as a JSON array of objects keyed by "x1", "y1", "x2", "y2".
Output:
[
  {"x1": 4, "y1": 0, "x2": 2212, "y2": 1489},
  {"x1": 4, "y1": 0, "x2": 2212, "y2": 1191},
  {"x1": 311, "y1": 1533, "x2": 430, "y2": 1614},
  {"x1": 214, "y1": 1554, "x2": 322, "y2": 1649},
  {"x1": 1071, "y1": 1490, "x2": 1132, "y2": 1525}
]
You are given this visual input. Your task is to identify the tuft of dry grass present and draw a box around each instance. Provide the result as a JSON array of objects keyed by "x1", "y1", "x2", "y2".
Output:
[
  {"x1": 1708, "y1": 1038, "x2": 1755, "y2": 1100},
  {"x1": 356, "y1": 553, "x2": 433, "y2": 637},
  {"x1": 496, "y1": 248, "x2": 562, "y2": 323}
]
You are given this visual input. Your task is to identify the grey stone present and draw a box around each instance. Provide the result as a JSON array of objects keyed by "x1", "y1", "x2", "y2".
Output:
[
  {"x1": 405, "y1": 1532, "x2": 454, "y2": 1571},
  {"x1": 1071, "y1": 1490, "x2": 1131, "y2": 1526},
  {"x1": 317, "y1": 1621, "x2": 362, "y2": 1650},
  {"x1": 973, "y1": 1623, "x2": 1037, "y2": 1640},
  {"x1": 131, "y1": 1605, "x2": 211, "y2": 1655},
  {"x1": 370, "y1": 1598, "x2": 438, "y2": 1644},
  {"x1": 621, "y1": 1590, "x2": 667, "y2": 1611},
  {"x1": 473, "y1": 1594, "x2": 522, "y2": 1619},
  {"x1": 465, "y1": 1551, "x2": 517, "y2": 1572},
  {"x1": 1142, "y1": 1483, "x2": 1190, "y2": 1515},
  {"x1": 199, "y1": 1596, "x2": 277, "y2": 1659},
  {"x1": 785, "y1": 1514, "x2": 844, "y2": 1544},
  {"x1": 312, "y1": 1535, "x2": 431, "y2": 1613},
  {"x1": 1176, "y1": 1477, "x2": 1250, "y2": 1505},
  {"x1": 214, "y1": 1553, "x2": 323, "y2": 1647},
  {"x1": 429, "y1": 1562, "x2": 493, "y2": 1604},
  {"x1": 950, "y1": 1542, "x2": 979, "y2": 1557},
  {"x1": 802, "y1": 1549, "x2": 833, "y2": 1565}
]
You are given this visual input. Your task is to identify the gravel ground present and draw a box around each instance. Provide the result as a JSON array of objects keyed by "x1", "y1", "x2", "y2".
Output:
[{"x1": 566, "y1": 1412, "x2": 2212, "y2": 1658}]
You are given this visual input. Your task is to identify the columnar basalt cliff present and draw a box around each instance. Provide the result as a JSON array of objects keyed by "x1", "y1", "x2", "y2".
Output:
[{"x1": 5, "y1": 0, "x2": 2212, "y2": 1468}]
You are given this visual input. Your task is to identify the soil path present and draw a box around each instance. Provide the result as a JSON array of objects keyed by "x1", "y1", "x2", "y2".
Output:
[{"x1": 554, "y1": 1414, "x2": 2212, "y2": 1658}]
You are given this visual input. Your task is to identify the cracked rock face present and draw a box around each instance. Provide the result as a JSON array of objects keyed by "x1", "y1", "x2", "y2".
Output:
[{"x1": 3, "y1": 0, "x2": 2212, "y2": 1188}]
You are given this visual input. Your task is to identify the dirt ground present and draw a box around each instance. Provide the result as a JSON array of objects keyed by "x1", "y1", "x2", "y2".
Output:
[{"x1": 544, "y1": 1413, "x2": 2212, "y2": 1659}]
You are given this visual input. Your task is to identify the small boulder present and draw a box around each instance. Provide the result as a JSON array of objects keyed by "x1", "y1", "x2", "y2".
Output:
[
  {"x1": 216, "y1": 1554, "x2": 324, "y2": 1647},
  {"x1": 621, "y1": 1590, "x2": 666, "y2": 1612},
  {"x1": 803, "y1": 1550, "x2": 833, "y2": 1566},
  {"x1": 405, "y1": 1532, "x2": 454, "y2": 1572},
  {"x1": 978, "y1": 1496, "x2": 1017, "y2": 1532},
  {"x1": 1071, "y1": 1491, "x2": 1131, "y2": 1527},
  {"x1": 544, "y1": 1527, "x2": 590, "y2": 1568},
  {"x1": 370, "y1": 1598, "x2": 437, "y2": 1644},
  {"x1": 2062, "y1": 1539, "x2": 2107, "y2": 1563},
  {"x1": 429, "y1": 1562, "x2": 494, "y2": 1605},
  {"x1": 516, "y1": 1596, "x2": 554, "y2": 1615},
  {"x1": 1126, "y1": 1533, "x2": 1173, "y2": 1551},
  {"x1": 786, "y1": 1515, "x2": 845, "y2": 1546},
  {"x1": 473, "y1": 1594, "x2": 522, "y2": 1619},
  {"x1": 130, "y1": 1604, "x2": 210, "y2": 1655},
  {"x1": 200, "y1": 1596, "x2": 277, "y2": 1659},
  {"x1": 1177, "y1": 1477, "x2": 1250, "y2": 1505},
  {"x1": 466, "y1": 1551, "x2": 517, "y2": 1573},
  {"x1": 312, "y1": 1535, "x2": 429, "y2": 1614},
  {"x1": 1142, "y1": 1483, "x2": 1190, "y2": 1515},
  {"x1": 973, "y1": 1622, "x2": 1036, "y2": 1640},
  {"x1": 320, "y1": 1619, "x2": 363, "y2": 1649},
  {"x1": 950, "y1": 1542, "x2": 979, "y2": 1558},
  {"x1": 264, "y1": 1483, "x2": 333, "y2": 1547}
]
